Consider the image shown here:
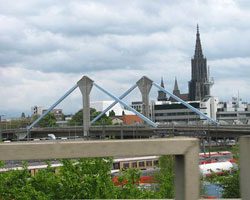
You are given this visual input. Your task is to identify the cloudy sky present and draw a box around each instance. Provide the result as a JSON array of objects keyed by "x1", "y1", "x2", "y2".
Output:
[{"x1": 0, "y1": 0, "x2": 250, "y2": 117}]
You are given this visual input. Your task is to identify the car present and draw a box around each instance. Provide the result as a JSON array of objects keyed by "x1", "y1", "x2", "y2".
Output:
[{"x1": 48, "y1": 134, "x2": 56, "y2": 140}]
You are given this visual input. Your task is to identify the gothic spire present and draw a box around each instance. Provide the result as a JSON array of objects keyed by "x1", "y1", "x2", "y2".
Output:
[
  {"x1": 157, "y1": 77, "x2": 167, "y2": 101},
  {"x1": 174, "y1": 77, "x2": 179, "y2": 91},
  {"x1": 160, "y1": 77, "x2": 165, "y2": 88},
  {"x1": 194, "y1": 24, "x2": 203, "y2": 58}
]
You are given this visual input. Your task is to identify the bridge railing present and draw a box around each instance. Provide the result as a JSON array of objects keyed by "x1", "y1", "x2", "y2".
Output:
[{"x1": 0, "y1": 136, "x2": 249, "y2": 199}]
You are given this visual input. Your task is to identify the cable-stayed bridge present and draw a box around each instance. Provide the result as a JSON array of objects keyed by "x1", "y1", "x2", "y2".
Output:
[{"x1": 1, "y1": 75, "x2": 249, "y2": 140}]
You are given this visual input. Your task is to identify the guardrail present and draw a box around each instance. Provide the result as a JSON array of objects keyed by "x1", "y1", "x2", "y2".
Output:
[{"x1": 0, "y1": 136, "x2": 249, "y2": 199}]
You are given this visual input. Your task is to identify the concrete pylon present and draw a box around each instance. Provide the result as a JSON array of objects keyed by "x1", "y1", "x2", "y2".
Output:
[
  {"x1": 136, "y1": 76, "x2": 153, "y2": 119},
  {"x1": 77, "y1": 76, "x2": 94, "y2": 137}
]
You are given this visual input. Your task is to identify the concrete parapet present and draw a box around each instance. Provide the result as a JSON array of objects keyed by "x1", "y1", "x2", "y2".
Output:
[
  {"x1": 77, "y1": 76, "x2": 94, "y2": 137},
  {"x1": 0, "y1": 137, "x2": 199, "y2": 200},
  {"x1": 240, "y1": 135, "x2": 250, "y2": 200}
]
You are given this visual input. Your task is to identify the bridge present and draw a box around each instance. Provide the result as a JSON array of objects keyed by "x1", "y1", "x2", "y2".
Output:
[
  {"x1": 2, "y1": 124, "x2": 250, "y2": 141},
  {"x1": 1, "y1": 75, "x2": 249, "y2": 140}
]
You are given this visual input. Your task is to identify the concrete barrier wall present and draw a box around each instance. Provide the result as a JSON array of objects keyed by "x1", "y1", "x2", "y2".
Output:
[{"x1": 0, "y1": 137, "x2": 199, "y2": 200}]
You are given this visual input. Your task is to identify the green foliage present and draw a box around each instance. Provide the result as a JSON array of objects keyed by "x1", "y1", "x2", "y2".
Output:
[
  {"x1": 115, "y1": 168, "x2": 156, "y2": 199},
  {"x1": 205, "y1": 146, "x2": 240, "y2": 198},
  {"x1": 68, "y1": 108, "x2": 112, "y2": 126},
  {"x1": 206, "y1": 170, "x2": 240, "y2": 198},
  {"x1": 0, "y1": 118, "x2": 31, "y2": 129},
  {"x1": 0, "y1": 165, "x2": 37, "y2": 200},
  {"x1": 32, "y1": 113, "x2": 57, "y2": 127},
  {"x1": 232, "y1": 144, "x2": 239, "y2": 161},
  {"x1": 21, "y1": 112, "x2": 26, "y2": 118},
  {"x1": 109, "y1": 110, "x2": 116, "y2": 117},
  {"x1": 57, "y1": 158, "x2": 116, "y2": 199},
  {"x1": 68, "y1": 109, "x2": 83, "y2": 126},
  {"x1": 0, "y1": 156, "x2": 175, "y2": 199},
  {"x1": 154, "y1": 155, "x2": 174, "y2": 198}
]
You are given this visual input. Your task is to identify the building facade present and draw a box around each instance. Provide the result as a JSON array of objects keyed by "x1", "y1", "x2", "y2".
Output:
[
  {"x1": 217, "y1": 97, "x2": 250, "y2": 124},
  {"x1": 152, "y1": 97, "x2": 218, "y2": 124}
]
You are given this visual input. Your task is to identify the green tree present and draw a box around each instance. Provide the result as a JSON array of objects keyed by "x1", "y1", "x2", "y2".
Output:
[
  {"x1": 57, "y1": 158, "x2": 117, "y2": 199},
  {"x1": 69, "y1": 108, "x2": 112, "y2": 126},
  {"x1": 0, "y1": 156, "x2": 176, "y2": 199},
  {"x1": 115, "y1": 168, "x2": 156, "y2": 199},
  {"x1": 30, "y1": 164, "x2": 61, "y2": 199},
  {"x1": 109, "y1": 110, "x2": 116, "y2": 117},
  {"x1": 205, "y1": 145, "x2": 240, "y2": 198},
  {"x1": 32, "y1": 113, "x2": 57, "y2": 127},
  {"x1": 154, "y1": 155, "x2": 174, "y2": 198},
  {"x1": 0, "y1": 163, "x2": 47, "y2": 200},
  {"x1": 206, "y1": 170, "x2": 240, "y2": 198},
  {"x1": 21, "y1": 112, "x2": 26, "y2": 118},
  {"x1": 68, "y1": 109, "x2": 83, "y2": 126}
]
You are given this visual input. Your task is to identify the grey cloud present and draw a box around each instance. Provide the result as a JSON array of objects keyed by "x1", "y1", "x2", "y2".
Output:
[{"x1": 1, "y1": 0, "x2": 250, "y2": 115}]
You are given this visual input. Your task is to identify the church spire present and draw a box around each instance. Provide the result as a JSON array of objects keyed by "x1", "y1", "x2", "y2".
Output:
[
  {"x1": 160, "y1": 77, "x2": 165, "y2": 88},
  {"x1": 194, "y1": 24, "x2": 203, "y2": 58},
  {"x1": 174, "y1": 77, "x2": 179, "y2": 91},
  {"x1": 157, "y1": 77, "x2": 167, "y2": 101},
  {"x1": 189, "y1": 24, "x2": 210, "y2": 101}
]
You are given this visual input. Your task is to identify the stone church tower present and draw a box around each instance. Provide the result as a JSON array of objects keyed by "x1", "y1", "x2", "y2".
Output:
[{"x1": 189, "y1": 25, "x2": 210, "y2": 101}]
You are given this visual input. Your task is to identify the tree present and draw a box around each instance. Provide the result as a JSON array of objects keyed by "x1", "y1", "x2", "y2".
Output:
[
  {"x1": 69, "y1": 108, "x2": 112, "y2": 126},
  {"x1": 109, "y1": 110, "x2": 116, "y2": 117},
  {"x1": 0, "y1": 163, "x2": 47, "y2": 200},
  {"x1": 154, "y1": 155, "x2": 175, "y2": 198},
  {"x1": 32, "y1": 113, "x2": 57, "y2": 127},
  {"x1": 68, "y1": 110, "x2": 83, "y2": 126},
  {"x1": 206, "y1": 169, "x2": 240, "y2": 198},
  {"x1": 0, "y1": 155, "x2": 177, "y2": 199},
  {"x1": 205, "y1": 145, "x2": 240, "y2": 198},
  {"x1": 21, "y1": 112, "x2": 26, "y2": 118}
]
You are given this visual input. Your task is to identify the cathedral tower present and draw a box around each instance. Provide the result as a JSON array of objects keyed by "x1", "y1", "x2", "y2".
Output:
[{"x1": 189, "y1": 25, "x2": 210, "y2": 101}]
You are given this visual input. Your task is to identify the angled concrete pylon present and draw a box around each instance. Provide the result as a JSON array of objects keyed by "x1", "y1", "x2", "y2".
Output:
[
  {"x1": 77, "y1": 76, "x2": 94, "y2": 137},
  {"x1": 136, "y1": 76, "x2": 153, "y2": 119}
]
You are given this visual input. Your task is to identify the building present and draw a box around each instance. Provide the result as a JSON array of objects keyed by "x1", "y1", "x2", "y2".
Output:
[
  {"x1": 168, "y1": 78, "x2": 189, "y2": 102},
  {"x1": 90, "y1": 101, "x2": 133, "y2": 116},
  {"x1": 42, "y1": 109, "x2": 64, "y2": 121},
  {"x1": 31, "y1": 106, "x2": 64, "y2": 121},
  {"x1": 152, "y1": 97, "x2": 218, "y2": 124},
  {"x1": 188, "y1": 25, "x2": 213, "y2": 101},
  {"x1": 156, "y1": 25, "x2": 212, "y2": 103},
  {"x1": 151, "y1": 25, "x2": 216, "y2": 124},
  {"x1": 111, "y1": 117, "x2": 123, "y2": 125},
  {"x1": 121, "y1": 115, "x2": 143, "y2": 125},
  {"x1": 131, "y1": 101, "x2": 143, "y2": 113},
  {"x1": 217, "y1": 97, "x2": 250, "y2": 124},
  {"x1": 157, "y1": 77, "x2": 168, "y2": 101},
  {"x1": 31, "y1": 106, "x2": 43, "y2": 116}
]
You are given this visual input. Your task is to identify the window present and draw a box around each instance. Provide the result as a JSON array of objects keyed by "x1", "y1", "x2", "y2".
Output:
[
  {"x1": 153, "y1": 160, "x2": 159, "y2": 166},
  {"x1": 113, "y1": 162, "x2": 120, "y2": 170},
  {"x1": 132, "y1": 162, "x2": 137, "y2": 168},
  {"x1": 123, "y1": 162, "x2": 130, "y2": 169},
  {"x1": 146, "y1": 161, "x2": 152, "y2": 167},
  {"x1": 139, "y1": 161, "x2": 145, "y2": 167}
]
